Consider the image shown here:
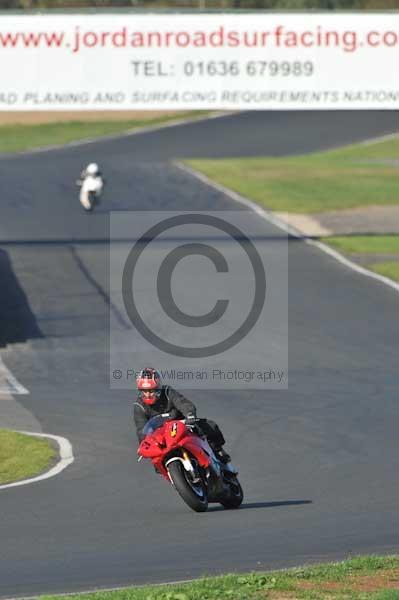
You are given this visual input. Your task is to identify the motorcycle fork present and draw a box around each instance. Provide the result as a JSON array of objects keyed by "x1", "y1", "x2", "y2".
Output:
[
  {"x1": 165, "y1": 451, "x2": 199, "y2": 484},
  {"x1": 182, "y1": 450, "x2": 202, "y2": 483}
]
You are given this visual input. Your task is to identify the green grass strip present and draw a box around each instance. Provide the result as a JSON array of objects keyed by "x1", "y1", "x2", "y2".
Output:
[
  {"x1": 186, "y1": 136, "x2": 399, "y2": 214},
  {"x1": 0, "y1": 429, "x2": 55, "y2": 485},
  {"x1": 326, "y1": 236, "x2": 399, "y2": 254},
  {"x1": 41, "y1": 555, "x2": 399, "y2": 600},
  {"x1": 368, "y1": 262, "x2": 399, "y2": 283},
  {"x1": 0, "y1": 112, "x2": 206, "y2": 154},
  {"x1": 324, "y1": 236, "x2": 399, "y2": 283}
]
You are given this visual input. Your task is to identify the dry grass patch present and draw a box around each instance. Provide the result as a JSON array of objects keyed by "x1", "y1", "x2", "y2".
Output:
[
  {"x1": 0, "y1": 110, "x2": 186, "y2": 125},
  {"x1": 295, "y1": 568, "x2": 399, "y2": 593}
]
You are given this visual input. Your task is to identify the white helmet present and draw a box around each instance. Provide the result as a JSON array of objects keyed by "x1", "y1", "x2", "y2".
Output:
[{"x1": 86, "y1": 162, "x2": 99, "y2": 176}]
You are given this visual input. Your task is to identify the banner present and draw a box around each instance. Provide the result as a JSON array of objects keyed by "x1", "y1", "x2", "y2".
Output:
[{"x1": 1, "y1": 13, "x2": 399, "y2": 110}]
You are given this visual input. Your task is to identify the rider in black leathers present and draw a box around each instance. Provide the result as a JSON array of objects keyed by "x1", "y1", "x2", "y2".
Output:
[{"x1": 133, "y1": 368, "x2": 230, "y2": 463}]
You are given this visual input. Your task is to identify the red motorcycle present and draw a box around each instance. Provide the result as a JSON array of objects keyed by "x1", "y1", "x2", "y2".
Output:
[{"x1": 138, "y1": 414, "x2": 243, "y2": 512}]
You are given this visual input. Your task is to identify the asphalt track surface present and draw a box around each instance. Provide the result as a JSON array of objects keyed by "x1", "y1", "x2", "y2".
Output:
[{"x1": 0, "y1": 111, "x2": 399, "y2": 597}]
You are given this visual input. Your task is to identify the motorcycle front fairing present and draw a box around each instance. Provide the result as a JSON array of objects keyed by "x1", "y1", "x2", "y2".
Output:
[
  {"x1": 138, "y1": 417, "x2": 213, "y2": 479},
  {"x1": 163, "y1": 423, "x2": 228, "y2": 502},
  {"x1": 165, "y1": 420, "x2": 217, "y2": 469}
]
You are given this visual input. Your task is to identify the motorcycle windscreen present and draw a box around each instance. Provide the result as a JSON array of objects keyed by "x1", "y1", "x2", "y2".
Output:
[{"x1": 142, "y1": 414, "x2": 172, "y2": 436}]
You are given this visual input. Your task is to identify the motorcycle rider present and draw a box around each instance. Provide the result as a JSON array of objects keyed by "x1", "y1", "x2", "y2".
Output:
[
  {"x1": 76, "y1": 162, "x2": 105, "y2": 211},
  {"x1": 133, "y1": 367, "x2": 231, "y2": 464},
  {"x1": 76, "y1": 162, "x2": 105, "y2": 186}
]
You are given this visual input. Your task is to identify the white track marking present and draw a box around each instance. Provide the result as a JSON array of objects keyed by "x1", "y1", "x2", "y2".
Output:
[
  {"x1": 0, "y1": 356, "x2": 29, "y2": 395},
  {"x1": 176, "y1": 162, "x2": 399, "y2": 295},
  {"x1": 5, "y1": 111, "x2": 238, "y2": 158},
  {"x1": 0, "y1": 431, "x2": 74, "y2": 491},
  {"x1": 309, "y1": 130, "x2": 399, "y2": 154},
  {"x1": 356, "y1": 131, "x2": 399, "y2": 146},
  {"x1": 308, "y1": 238, "x2": 399, "y2": 293}
]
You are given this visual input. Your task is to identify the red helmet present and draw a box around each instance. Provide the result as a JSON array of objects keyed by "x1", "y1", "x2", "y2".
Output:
[{"x1": 136, "y1": 367, "x2": 162, "y2": 405}]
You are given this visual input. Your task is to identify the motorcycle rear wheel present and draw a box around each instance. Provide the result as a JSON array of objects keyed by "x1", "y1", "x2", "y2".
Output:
[
  {"x1": 220, "y1": 476, "x2": 244, "y2": 509},
  {"x1": 168, "y1": 461, "x2": 208, "y2": 512}
]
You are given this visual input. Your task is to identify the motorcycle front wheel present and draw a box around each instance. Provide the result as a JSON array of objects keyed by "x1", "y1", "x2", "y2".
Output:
[
  {"x1": 87, "y1": 191, "x2": 96, "y2": 210},
  {"x1": 168, "y1": 461, "x2": 208, "y2": 512},
  {"x1": 81, "y1": 193, "x2": 94, "y2": 211}
]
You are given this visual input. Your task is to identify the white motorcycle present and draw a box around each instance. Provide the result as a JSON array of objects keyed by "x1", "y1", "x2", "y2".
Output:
[{"x1": 77, "y1": 163, "x2": 104, "y2": 212}]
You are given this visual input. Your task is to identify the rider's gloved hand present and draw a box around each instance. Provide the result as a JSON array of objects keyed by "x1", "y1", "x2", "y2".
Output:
[{"x1": 185, "y1": 413, "x2": 197, "y2": 426}]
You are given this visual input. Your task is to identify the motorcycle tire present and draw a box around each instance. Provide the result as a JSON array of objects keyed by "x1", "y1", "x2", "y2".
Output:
[
  {"x1": 220, "y1": 475, "x2": 244, "y2": 509},
  {"x1": 82, "y1": 195, "x2": 94, "y2": 211},
  {"x1": 88, "y1": 191, "x2": 96, "y2": 210},
  {"x1": 168, "y1": 460, "x2": 208, "y2": 513}
]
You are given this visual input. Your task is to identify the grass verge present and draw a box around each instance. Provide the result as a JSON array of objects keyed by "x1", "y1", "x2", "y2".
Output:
[
  {"x1": 42, "y1": 555, "x2": 399, "y2": 600},
  {"x1": 0, "y1": 111, "x2": 209, "y2": 154},
  {"x1": 325, "y1": 235, "x2": 399, "y2": 283},
  {"x1": 368, "y1": 262, "x2": 399, "y2": 283},
  {"x1": 186, "y1": 136, "x2": 399, "y2": 214},
  {"x1": 0, "y1": 429, "x2": 56, "y2": 485},
  {"x1": 326, "y1": 236, "x2": 399, "y2": 254}
]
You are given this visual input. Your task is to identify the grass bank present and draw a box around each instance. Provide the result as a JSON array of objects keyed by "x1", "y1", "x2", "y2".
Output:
[
  {"x1": 42, "y1": 555, "x2": 399, "y2": 600},
  {"x1": 0, "y1": 429, "x2": 56, "y2": 485},
  {"x1": 326, "y1": 236, "x2": 399, "y2": 254},
  {"x1": 186, "y1": 136, "x2": 399, "y2": 214},
  {"x1": 326, "y1": 235, "x2": 399, "y2": 283},
  {"x1": 0, "y1": 111, "x2": 209, "y2": 154},
  {"x1": 368, "y1": 262, "x2": 399, "y2": 282}
]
